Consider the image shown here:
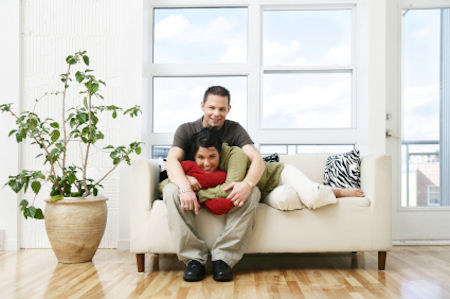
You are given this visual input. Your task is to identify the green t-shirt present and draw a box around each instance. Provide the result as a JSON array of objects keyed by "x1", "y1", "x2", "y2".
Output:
[{"x1": 172, "y1": 117, "x2": 253, "y2": 161}]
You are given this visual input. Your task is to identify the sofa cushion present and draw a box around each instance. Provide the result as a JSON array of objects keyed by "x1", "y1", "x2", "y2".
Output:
[{"x1": 323, "y1": 149, "x2": 361, "y2": 188}]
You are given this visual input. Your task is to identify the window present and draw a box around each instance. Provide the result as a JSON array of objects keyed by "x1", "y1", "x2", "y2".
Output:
[
  {"x1": 260, "y1": 144, "x2": 354, "y2": 155},
  {"x1": 145, "y1": 2, "x2": 357, "y2": 159},
  {"x1": 401, "y1": 8, "x2": 450, "y2": 207}
]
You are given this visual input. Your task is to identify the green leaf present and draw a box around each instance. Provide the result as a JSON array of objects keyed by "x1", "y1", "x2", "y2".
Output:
[
  {"x1": 8, "y1": 129, "x2": 17, "y2": 137},
  {"x1": 83, "y1": 97, "x2": 88, "y2": 108},
  {"x1": 23, "y1": 208, "x2": 30, "y2": 219},
  {"x1": 135, "y1": 147, "x2": 141, "y2": 155},
  {"x1": 34, "y1": 208, "x2": 44, "y2": 219},
  {"x1": 29, "y1": 206, "x2": 36, "y2": 218},
  {"x1": 93, "y1": 188, "x2": 98, "y2": 196},
  {"x1": 50, "y1": 195, "x2": 63, "y2": 202},
  {"x1": 19, "y1": 199, "x2": 28, "y2": 208},
  {"x1": 113, "y1": 157, "x2": 120, "y2": 165},
  {"x1": 31, "y1": 181, "x2": 41, "y2": 195},
  {"x1": 68, "y1": 173, "x2": 76, "y2": 184},
  {"x1": 50, "y1": 122, "x2": 59, "y2": 128},
  {"x1": 112, "y1": 111, "x2": 117, "y2": 119},
  {"x1": 91, "y1": 83, "x2": 99, "y2": 94},
  {"x1": 103, "y1": 145, "x2": 114, "y2": 149},
  {"x1": 50, "y1": 130, "x2": 60, "y2": 142},
  {"x1": 15, "y1": 132, "x2": 23, "y2": 143},
  {"x1": 83, "y1": 55, "x2": 89, "y2": 65}
]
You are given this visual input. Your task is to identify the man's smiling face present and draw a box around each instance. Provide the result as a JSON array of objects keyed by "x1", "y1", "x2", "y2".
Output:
[{"x1": 201, "y1": 94, "x2": 231, "y2": 129}]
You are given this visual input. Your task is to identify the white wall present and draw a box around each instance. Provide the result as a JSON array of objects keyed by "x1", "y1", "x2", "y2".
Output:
[
  {"x1": 1, "y1": 0, "x2": 388, "y2": 249},
  {"x1": 1, "y1": 0, "x2": 142, "y2": 250},
  {"x1": 0, "y1": 0, "x2": 21, "y2": 250}
]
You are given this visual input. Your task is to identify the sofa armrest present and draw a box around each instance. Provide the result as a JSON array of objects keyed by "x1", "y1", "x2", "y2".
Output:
[
  {"x1": 360, "y1": 155, "x2": 392, "y2": 210},
  {"x1": 131, "y1": 159, "x2": 160, "y2": 211}
]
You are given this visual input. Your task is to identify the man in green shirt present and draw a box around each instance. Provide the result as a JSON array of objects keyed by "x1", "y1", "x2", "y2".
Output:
[{"x1": 164, "y1": 86, "x2": 265, "y2": 282}]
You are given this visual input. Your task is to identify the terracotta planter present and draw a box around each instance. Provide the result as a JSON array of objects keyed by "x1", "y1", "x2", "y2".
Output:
[{"x1": 44, "y1": 196, "x2": 108, "y2": 263}]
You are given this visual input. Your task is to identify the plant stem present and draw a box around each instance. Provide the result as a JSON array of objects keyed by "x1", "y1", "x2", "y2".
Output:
[
  {"x1": 82, "y1": 93, "x2": 93, "y2": 197},
  {"x1": 94, "y1": 157, "x2": 124, "y2": 187},
  {"x1": 6, "y1": 110, "x2": 64, "y2": 195},
  {"x1": 61, "y1": 64, "x2": 71, "y2": 179}
]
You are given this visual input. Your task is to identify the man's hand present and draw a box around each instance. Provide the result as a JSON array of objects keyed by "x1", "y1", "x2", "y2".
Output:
[
  {"x1": 180, "y1": 191, "x2": 200, "y2": 215},
  {"x1": 186, "y1": 175, "x2": 202, "y2": 192},
  {"x1": 224, "y1": 181, "x2": 252, "y2": 207}
]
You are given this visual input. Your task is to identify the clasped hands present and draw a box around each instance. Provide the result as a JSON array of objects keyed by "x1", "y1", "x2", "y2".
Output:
[{"x1": 180, "y1": 178, "x2": 252, "y2": 215}]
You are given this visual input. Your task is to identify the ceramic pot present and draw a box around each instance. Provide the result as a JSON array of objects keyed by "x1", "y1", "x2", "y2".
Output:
[{"x1": 44, "y1": 196, "x2": 108, "y2": 263}]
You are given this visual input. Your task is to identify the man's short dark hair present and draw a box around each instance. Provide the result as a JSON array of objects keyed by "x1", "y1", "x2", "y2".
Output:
[
  {"x1": 203, "y1": 86, "x2": 231, "y2": 104},
  {"x1": 191, "y1": 128, "x2": 223, "y2": 156}
]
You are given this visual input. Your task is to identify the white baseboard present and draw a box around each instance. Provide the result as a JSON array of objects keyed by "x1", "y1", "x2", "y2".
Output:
[
  {"x1": 117, "y1": 239, "x2": 130, "y2": 250},
  {"x1": 0, "y1": 230, "x2": 3, "y2": 250},
  {"x1": 393, "y1": 240, "x2": 450, "y2": 245},
  {"x1": 3, "y1": 238, "x2": 20, "y2": 250}
]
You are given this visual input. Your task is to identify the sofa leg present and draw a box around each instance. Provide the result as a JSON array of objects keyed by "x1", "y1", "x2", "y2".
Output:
[
  {"x1": 378, "y1": 251, "x2": 387, "y2": 270},
  {"x1": 136, "y1": 253, "x2": 145, "y2": 272},
  {"x1": 151, "y1": 254, "x2": 160, "y2": 271}
]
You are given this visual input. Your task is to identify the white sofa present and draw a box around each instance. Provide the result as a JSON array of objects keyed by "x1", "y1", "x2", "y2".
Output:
[{"x1": 130, "y1": 154, "x2": 392, "y2": 272}]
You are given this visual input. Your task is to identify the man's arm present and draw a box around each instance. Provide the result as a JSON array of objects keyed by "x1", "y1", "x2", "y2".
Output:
[
  {"x1": 224, "y1": 144, "x2": 265, "y2": 205},
  {"x1": 242, "y1": 144, "x2": 266, "y2": 186},
  {"x1": 165, "y1": 146, "x2": 200, "y2": 214}
]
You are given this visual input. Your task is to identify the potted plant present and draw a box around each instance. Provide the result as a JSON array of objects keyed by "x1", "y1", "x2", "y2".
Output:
[{"x1": 0, "y1": 50, "x2": 142, "y2": 263}]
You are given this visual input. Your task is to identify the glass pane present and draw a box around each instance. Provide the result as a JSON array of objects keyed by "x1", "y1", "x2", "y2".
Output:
[
  {"x1": 153, "y1": 146, "x2": 170, "y2": 159},
  {"x1": 263, "y1": 72, "x2": 352, "y2": 128},
  {"x1": 401, "y1": 143, "x2": 440, "y2": 207},
  {"x1": 401, "y1": 9, "x2": 444, "y2": 207},
  {"x1": 154, "y1": 8, "x2": 247, "y2": 63},
  {"x1": 263, "y1": 9, "x2": 351, "y2": 66},
  {"x1": 296, "y1": 144, "x2": 354, "y2": 154},
  {"x1": 260, "y1": 144, "x2": 354, "y2": 155},
  {"x1": 153, "y1": 76, "x2": 247, "y2": 133},
  {"x1": 260, "y1": 145, "x2": 289, "y2": 155}
]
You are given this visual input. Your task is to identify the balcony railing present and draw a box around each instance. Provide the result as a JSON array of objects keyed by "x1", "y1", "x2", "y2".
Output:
[{"x1": 402, "y1": 140, "x2": 440, "y2": 207}]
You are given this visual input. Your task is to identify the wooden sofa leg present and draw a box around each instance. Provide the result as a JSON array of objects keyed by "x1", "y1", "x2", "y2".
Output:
[
  {"x1": 151, "y1": 254, "x2": 160, "y2": 271},
  {"x1": 378, "y1": 251, "x2": 387, "y2": 270},
  {"x1": 136, "y1": 254, "x2": 145, "y2": 272}
]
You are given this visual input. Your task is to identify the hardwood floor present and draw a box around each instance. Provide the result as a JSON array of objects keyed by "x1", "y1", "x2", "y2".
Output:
[{"x1": 1, "y1": 246, "x2": 450, "y2": 298}]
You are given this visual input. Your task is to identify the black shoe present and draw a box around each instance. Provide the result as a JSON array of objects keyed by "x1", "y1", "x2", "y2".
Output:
[
  {"x1": 212, "y1": 260, "x2": 233, "y2": 282},
  {"x1": 183, "y1": 260, "x2": 205, "y2": 282}
]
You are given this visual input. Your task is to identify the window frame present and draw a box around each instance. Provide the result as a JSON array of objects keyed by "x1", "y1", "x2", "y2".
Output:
[{"x1": 144, "y1": 0, "x2": 359, "y2": 158}]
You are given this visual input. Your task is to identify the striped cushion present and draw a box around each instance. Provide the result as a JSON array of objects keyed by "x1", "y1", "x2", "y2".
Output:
[{"x1": 323, "y1": 149, "x2": 361, "y2": 189}]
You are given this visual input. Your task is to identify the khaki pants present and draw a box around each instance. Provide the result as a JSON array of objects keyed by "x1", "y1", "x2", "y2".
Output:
[{"x1": 163, "y1": 183, "x2": 260, "y2": 268}]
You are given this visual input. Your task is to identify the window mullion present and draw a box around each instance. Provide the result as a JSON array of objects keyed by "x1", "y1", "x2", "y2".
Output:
[{"x1": 248, "y1": 3, "x2": 262, "y2": 146}]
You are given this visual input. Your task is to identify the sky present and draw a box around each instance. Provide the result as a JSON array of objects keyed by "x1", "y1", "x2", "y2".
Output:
[
  {"x1": 402, "y1": 9, "x2": 440, "y2": 142},
  {"x1": 153, "y1": 8, "x2": 354, "y2": 133}
]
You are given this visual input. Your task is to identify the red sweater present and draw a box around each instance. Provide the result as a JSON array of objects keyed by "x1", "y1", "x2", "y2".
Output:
[{"x1": 182, "y1": 161, "x2": 234, "y2": 215}]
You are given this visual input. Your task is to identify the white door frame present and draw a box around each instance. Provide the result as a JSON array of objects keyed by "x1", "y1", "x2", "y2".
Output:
[{"x1": 387, "y1": 0, "x2": 450, "y2": 243}]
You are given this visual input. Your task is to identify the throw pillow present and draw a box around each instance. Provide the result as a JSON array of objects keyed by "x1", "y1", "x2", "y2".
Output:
[
  {"x1": 263, "y1": 153, "x2": 279, "y2": 163},
  {"x1": 323, "y1": 148, "x2": 361, "y2": 189}
]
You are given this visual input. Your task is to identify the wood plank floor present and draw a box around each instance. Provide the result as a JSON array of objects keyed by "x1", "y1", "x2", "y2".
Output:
[{"x1": 1, "y1": 246, "x2": 450, "y2": 299}]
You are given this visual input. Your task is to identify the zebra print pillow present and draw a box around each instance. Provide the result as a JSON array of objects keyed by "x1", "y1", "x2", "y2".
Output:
[{"x1": 323, "y1": 149, "x2": 361, "y2": 189}]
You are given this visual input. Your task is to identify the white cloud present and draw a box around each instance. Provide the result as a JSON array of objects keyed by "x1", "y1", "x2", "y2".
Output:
[
  {"x1": 220, "y1": 42, "x2": 246, "y2": 63},
  {"x1": 324, "y1": 46, "x2": 351, "y2": 65},
  {"x1": 264, "y1": 40, "x2": 307, "y2": 66},
  {"x1": 403, "y1": 84, "x2": 438, "y2": 111},
  {"x1": 207, "y1": 16, "x2": 233, "y2": 33},
  {"x1": 416, "y1": 28, "x2": 430, "y2": 39},
  {"x1": 263, "y1": 80, "x2": 351, "y2": 128},
  {"x1": 155, "y1": 14, "x2": 190, "y2": 39}
]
